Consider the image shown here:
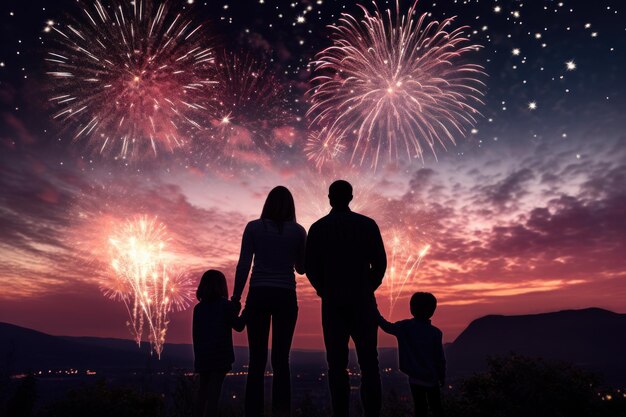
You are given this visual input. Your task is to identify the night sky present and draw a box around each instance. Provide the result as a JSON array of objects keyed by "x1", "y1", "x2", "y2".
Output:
[{"x1": 0, "y1": 0, "x2": 625, "y2": 350}]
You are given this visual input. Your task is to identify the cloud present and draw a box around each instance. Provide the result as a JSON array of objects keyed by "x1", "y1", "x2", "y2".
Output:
[
  {"x1": 482, "y1": 168, "x2": 535, "y2": 208},
  {"x1": 0, "y1": 152, "x2": 251, "y2": 300},
  {"x1": 1, "y1": 113, "x2": 36, "y2": 145},
  {"x1": 1, "y1": 129, "x2": 625, "y2": 346},
  {"x1": 371, "y1": 137, "x2": 626, "y2": 326}
]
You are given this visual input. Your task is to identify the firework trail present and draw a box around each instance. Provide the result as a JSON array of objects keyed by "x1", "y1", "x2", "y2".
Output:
[
  {"x1": 46, "y1": 0, "x2": 216, "y2": 160},
  {"x1": 384, "y1": 229, "x2": 431, "y2": 316},
  {"x1": 106, "y1": 216, "x2": 193, "y2": 357},
  {"x1": 205, "y1": 52, "x2": 288, "y2": 164},
  {"x1": 304, "y1": 127, "x2": 347, "y2": 171},
  {"x1": 308, "y1": 0, "x2": 485, "y2": 169}
]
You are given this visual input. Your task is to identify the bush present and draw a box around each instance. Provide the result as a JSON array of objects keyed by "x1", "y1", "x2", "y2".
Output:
[
  {"x1": 381, "y1": 389, "x2": 411, "y2": 417},
  {"x1": 5, "y1": 375, "x2": 37, "y2": 417},
  {"x1": 40, "y1": 379, "x2": 164, "y2": 417},
  {"x1": 447, "y1": 355, "x2": 602, "y2": 417}
]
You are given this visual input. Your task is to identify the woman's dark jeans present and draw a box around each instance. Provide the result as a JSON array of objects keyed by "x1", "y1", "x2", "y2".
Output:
[{"x1": 244, "y1": 287, "x2": 298, "y2": 417}]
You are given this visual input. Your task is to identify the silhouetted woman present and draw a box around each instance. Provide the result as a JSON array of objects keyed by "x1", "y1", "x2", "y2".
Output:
[
  {"x1": 232, "y1": 186, "x2": 306, "y2": 417},
  {"x1": 193, "y1": 269, "x2": 244, "y2": 417}
]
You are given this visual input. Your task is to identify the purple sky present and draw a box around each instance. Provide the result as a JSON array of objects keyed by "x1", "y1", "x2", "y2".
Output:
[{"x1": 0, "y1": 0, "x2": 625, "y2": 349}]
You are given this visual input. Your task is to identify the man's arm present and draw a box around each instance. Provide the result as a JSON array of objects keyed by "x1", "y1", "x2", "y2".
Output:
[
  {"x1": 435, "y1": 330, "x2": 446, "y2": 386},
  {"x1": 232, "y1": 223, "x2": 254, "y2": 302},
  {"x1": 305, "y1": 223, "x2": 323, "y2": 296},
  {"x1": 369, "y1": 221, "x2": 387, "y2": 291}
]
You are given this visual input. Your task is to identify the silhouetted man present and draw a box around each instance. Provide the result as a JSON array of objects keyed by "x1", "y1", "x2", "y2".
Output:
[{"x1": 305, "y1": 180, "x2": 387, "y2": 417}]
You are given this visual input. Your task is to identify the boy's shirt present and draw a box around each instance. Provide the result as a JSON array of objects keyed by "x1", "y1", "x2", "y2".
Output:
[{"x1": 379, "y1": 317, "x2": 446, "y2": 387}]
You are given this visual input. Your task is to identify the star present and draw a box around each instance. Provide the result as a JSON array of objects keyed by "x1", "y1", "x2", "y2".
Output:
[
  {"x1": 565, "y1": 60, "x2": 576, "y2": 71},
  {"x1": 528, "y1": 101, "x2": 537, "y2": 110},
  {"x1": 512, "y1": 48, "x2": 521, "y2": 56}
]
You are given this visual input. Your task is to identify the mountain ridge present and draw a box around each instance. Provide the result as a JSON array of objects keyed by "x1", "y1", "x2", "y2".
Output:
[
  {"x1": 445, "y1": 307, "x2": 626, "y2": 385},
  {"x1": 2, "y1": 308, "x2": 625, "y2": 384}
]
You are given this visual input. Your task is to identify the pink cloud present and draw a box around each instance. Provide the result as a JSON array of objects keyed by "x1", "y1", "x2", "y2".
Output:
[{"x1": 1, "y1": 136, "x2": 625, "y2": 347}]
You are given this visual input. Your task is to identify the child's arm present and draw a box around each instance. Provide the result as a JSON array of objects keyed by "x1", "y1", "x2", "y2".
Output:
[{"x1": 377, "y1": 309, "x2": 399, "y2": 335}]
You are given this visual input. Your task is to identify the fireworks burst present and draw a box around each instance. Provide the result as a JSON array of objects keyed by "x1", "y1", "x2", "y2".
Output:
[
  {"x1": 205, "y1": 52, "x2": 288, "y2": 164},
  {"x1": 384, "y1": 228, "x2": 431, "y2": 316},
  {"x1": 304, "y1": 127, "x2": 347, "y2": 171},
  {"x1": 105, "y1": 216, "x2": 193, "y2": 357},
  {"x1": 46, "y1": 0, "x2": 216, "y2": 160},
  {"x1": 308, "y1": 0, "x2": 486, "y2": 169}
]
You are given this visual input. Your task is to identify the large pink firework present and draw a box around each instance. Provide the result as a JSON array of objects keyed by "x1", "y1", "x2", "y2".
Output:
[
  {"x1": 204, "y1": 52, "x2": 289, "y2": 165},
  {"x1": 308, "y1": 0, "x2": 486, "y2": 169},
  {"x1": 46, "y1": 0, "x2": 215, "y2": 160},
  {"x1": 105, "y1": 215, "x2": 194, "y2": 358}
]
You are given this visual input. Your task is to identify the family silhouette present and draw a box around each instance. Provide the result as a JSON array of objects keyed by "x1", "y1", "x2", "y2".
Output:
[{"x1": 192, "y1": 181, "x2": 445, "y2": 417}]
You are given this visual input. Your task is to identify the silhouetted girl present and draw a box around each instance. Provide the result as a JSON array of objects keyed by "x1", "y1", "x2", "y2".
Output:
[
  {"x1": 232, "y1": 186, "x2": 306, "y2": 417},
  {"x1": 193, "y1": 269, "x2": 244, "y2": 417}
]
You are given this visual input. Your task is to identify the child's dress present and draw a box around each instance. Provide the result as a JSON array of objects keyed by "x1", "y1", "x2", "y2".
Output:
[{"x1": 193, "y1": 298, "x2": 244, "y2": 373}]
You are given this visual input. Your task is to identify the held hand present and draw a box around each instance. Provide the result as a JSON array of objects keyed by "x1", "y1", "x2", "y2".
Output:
[{"x1": 230, "y1": 297, "x2": 242, "y2": 313}]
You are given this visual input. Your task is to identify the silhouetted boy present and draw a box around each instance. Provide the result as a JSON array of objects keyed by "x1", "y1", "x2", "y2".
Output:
[{"x1": 378, "y1": 292, "x2": 446, "y2": 417}]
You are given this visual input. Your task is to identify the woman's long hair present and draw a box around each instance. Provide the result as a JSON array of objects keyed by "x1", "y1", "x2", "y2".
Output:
[
  {"x1": 261, "y1": 186, "x2": 296, "y2": 232},
  {"x1": 196, "y1": 270, "x2": 228, "y2": 302}
]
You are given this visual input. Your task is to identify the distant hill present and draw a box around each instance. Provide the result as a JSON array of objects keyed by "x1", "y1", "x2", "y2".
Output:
[
  {"x1": 0, "y1": 322, "x2": 398, "y2": 374},
  {"x1": 445, "y1": 308, "x2": 626, "y2": 385},
  {"x1": 0, "y1": 322, "x2": 245, "y2": 372},
  {"x1": 2, "y1": 308, "x2": 625, "y2": 385},
  {"x1": 0, "y1": 322, "x2": 169, "y2": 372}
]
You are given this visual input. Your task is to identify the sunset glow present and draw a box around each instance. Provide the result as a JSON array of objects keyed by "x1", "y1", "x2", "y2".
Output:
[{"x1": 0, "y1": 0, "x2": 625, "y2": 351}]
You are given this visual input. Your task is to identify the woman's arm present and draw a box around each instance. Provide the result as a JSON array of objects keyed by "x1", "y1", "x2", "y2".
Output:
[
  {"x1": 294, "y1": 226, "x2": 307, "y2": 275},
  {"x1": 227, "y1": 301, "x2": 246, "y2": 332},
  {"x1": 192, "y1": 306, "x2": 200, "y2": 351},
  {"x1": 305, "y1": 223, "x2": 324, "y2": 296},
  {"x1": 232, "y1": 223, "x2": 254, "y2": 302}
]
